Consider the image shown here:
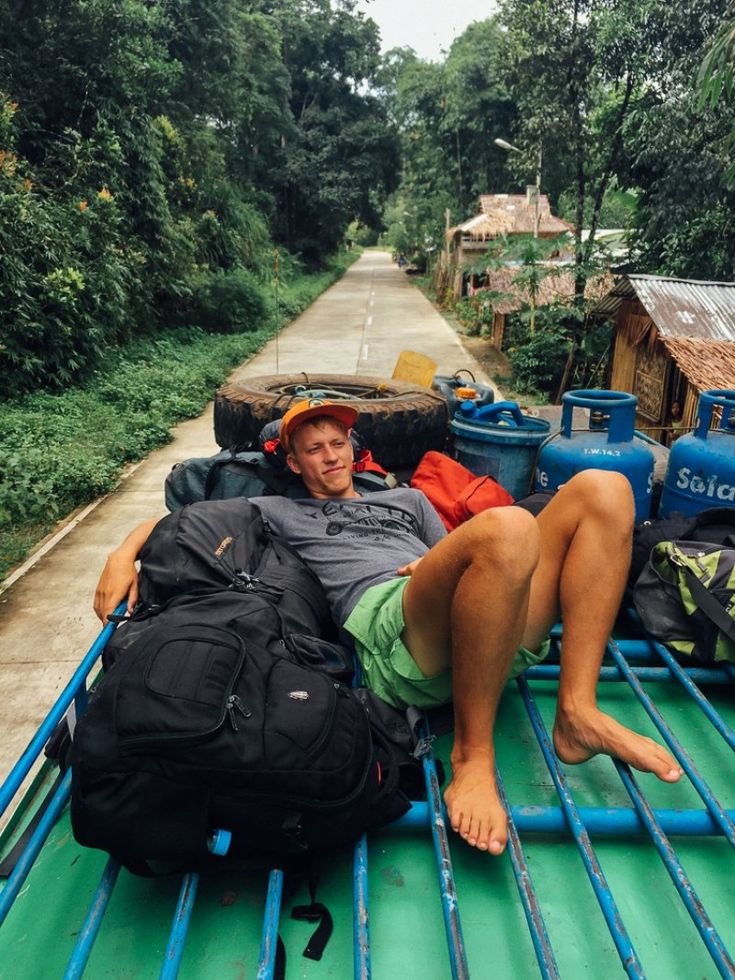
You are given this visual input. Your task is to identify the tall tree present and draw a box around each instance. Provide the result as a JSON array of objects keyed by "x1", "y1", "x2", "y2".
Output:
[
  {"x1": 256, "y1": 0, "x2": 400, "y2": 258},
  {"x1": 624, "y1": 2, "x2": 735, "y2": 279},
  {"x1": 499, "y1": 0, "x2": 729, "y2": 398},
  {"x1": 376, "y1": 19, "x2": 519, "y2": 263}
]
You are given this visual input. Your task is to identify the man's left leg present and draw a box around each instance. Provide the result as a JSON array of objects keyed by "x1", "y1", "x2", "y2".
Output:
[{"x1": 401, "y1": 505, "x2": 542, "y2": 853}]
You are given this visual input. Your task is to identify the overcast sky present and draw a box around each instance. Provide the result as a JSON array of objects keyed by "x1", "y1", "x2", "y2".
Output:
[{"x1": 357, "y1": 0, "x2": 498, "y2": 61}]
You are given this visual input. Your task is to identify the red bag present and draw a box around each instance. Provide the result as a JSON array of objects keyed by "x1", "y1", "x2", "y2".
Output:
[{"x1": 410, "y1": 451, "x2": 514, "y2": 531}]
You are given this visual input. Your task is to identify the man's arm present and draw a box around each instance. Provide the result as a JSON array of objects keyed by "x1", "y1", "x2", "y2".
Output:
[{"x1": 93, "y1": 517, "x2": 158, "y2": 623}]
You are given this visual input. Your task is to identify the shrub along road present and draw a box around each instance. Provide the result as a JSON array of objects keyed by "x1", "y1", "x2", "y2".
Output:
[{"x1": 0, "y1": 249, "x2": 491, "y2": 810}]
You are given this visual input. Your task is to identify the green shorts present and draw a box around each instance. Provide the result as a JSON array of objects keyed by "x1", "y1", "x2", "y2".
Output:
[{"x1": 343, "y1": 577, "x2": 551, "y2": 710}]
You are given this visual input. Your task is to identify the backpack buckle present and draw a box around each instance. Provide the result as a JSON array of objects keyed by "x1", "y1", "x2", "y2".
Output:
[{"x1": 412, "y1": 734, "x2": 435, "y2": 759}]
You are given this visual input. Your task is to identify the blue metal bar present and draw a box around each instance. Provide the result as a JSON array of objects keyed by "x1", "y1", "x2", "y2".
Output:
[
  {"x1": 0, "y1": 608, "x2": 122, "y2": 819},
  {"x1": 421, "y1": 729, "x2": 469, "y2": 980},
  {"x1": 607, "y1": 639, "x2": 735, "y2": 848},
  {"x1": 0, "y1": 768, "x2": 72, "y2": 925},
  {"x1": 649, "y1": 640, "x2": 735, "y2": 751},
  {"x1": 495, "y1": 768, "x2": 560, "y2": 980},
  {"x1": 393, "y1": 802, "x2": 735, "y2": 836},
  {"x1": 615, "y1": 761, "x2": 735, "y2": 977},
  {"x1": 517, "y1": 677, "x2": 645, "y2": 978},
  {"x1": 614, "y1": 638, "x2": 658, "y2": 660},
  {"x1": 353, "y1": 834, "x2": 371, "y2": 980},
  {"x1": 623, "y1": 610, "x2": 735, "y2": 750},
  {"x1": 160, "y1": 873, "x2": 199, "y2": 980},
  {"x1": 527, "y1": 664, "x2": 734, "y2": 684},
  {"x1": 63, "y1": 858, "x2": 121, "y2": 980},
  {"x1": 256, "y1": 870, "x2": 284, "y2": 980}
]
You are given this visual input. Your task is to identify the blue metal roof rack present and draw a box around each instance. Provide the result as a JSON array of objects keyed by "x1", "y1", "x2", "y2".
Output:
[{"x1": 1, "y1": 611, "x2": 734, "y2": 977}]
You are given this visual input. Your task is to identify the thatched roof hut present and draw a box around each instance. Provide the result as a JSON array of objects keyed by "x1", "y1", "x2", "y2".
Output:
[
  {"x1": 441, "y1": 192, "x2": 573, "y2": 302},
  {"x1": 599, "y1": 274, "x2": 735, "y2": 442}
]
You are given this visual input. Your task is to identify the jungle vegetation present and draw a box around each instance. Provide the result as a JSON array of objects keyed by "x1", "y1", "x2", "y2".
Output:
[
  {"x1": 2, "y1": 0, "x2": 735, "y2": 571},
  {"x1": 378, "y1": 0, "x2": 735, "y2": 399}
]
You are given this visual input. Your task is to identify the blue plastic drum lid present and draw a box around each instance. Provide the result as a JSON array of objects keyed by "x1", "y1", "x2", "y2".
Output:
[
  {"x1": 450, "y1": 401, "x2": 550, "y2": 500},
  {"x1": 659, "y1": 389, "x2": 735, "y2": 517},
  {"x1": 534, "y1": 389, "x2": 654, "y2": 521}
]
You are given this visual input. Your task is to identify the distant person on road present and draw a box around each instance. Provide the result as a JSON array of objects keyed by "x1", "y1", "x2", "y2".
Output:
[
  {"x1": 397, "y1": 253, "x2": 407, "y2": 268},
  {"x1": 95, "y1": 400, "x2": 683, "y2": 856}
]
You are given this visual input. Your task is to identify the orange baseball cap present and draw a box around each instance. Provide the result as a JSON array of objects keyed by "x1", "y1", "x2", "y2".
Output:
[{"x1": 279, "y1": 398, "x2": 358, "y2": 451}]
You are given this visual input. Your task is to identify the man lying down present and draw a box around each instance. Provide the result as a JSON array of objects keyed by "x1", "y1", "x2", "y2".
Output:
[{"x1": 94, "y1": 399, "x2": 683, "y2": 855}]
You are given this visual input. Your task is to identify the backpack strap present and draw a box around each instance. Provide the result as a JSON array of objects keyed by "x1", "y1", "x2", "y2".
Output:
[
  {"x1": 680, "y1": 562, "x2": 735, "y2": 643},
  {"x1": 291, "y1": 883, "x2": 333, "y2": 961}
]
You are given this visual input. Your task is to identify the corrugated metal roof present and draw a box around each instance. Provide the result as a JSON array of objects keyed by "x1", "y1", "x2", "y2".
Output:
[
  {"x1": 594, "y1": 274, "x2": 735, "y2": 339},
  {"x1": 660, "y1": 336, "x2": 735, "y2": 392}
]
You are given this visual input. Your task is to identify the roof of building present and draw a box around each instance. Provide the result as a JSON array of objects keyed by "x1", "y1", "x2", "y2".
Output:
[
  {"x1": 659, "y1": 337, "x2": 735, "y2": 392},
  {"x1": 595, "y1": 274, "x2": 735, "y2": 340},
  {"x1": 450, "y1": 194, "x2": 573, "y2": 239},
  {"x1": 474, "y1": 266, "x2": 612, "y2": 315}
]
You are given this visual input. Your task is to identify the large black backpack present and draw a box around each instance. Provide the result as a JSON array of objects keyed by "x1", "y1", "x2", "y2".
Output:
[{"x1": 71, "y1": 499, "x2": 420, "y2": 871}]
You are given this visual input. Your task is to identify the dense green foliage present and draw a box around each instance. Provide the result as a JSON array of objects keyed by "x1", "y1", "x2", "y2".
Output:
[
  {"x1": 4, "y1": 0, "x2": 735, "y2": 566},
  {"x1": 0, "y1": 250, "x2": 357, "y2": 578},
  {"x1": 0, "y1": 0, "x2": 397, "y2": 398},
  {"x1": 377, "y1": 21, "x2": 518, "y2": 263},
  {"x1": 379, "y1": 1, "x2": 735, "y2": 399}
]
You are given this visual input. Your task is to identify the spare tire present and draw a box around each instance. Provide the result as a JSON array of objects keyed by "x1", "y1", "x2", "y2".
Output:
[{"x1": 214, "y1": 374, "x2": 450, "y2": 470}]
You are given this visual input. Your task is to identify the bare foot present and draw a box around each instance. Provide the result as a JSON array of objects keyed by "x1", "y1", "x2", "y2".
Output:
[
  {"x1": 553, "y1": 706, "x2": 683, "y2": 782},
  {"x1": 444, "y1": 755, "x2": 508, "y2": 854}
]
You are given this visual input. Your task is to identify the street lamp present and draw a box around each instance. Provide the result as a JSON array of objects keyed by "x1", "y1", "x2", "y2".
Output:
[{"x1": 494, "y1": 137, "x2": 542, "y2": 239}]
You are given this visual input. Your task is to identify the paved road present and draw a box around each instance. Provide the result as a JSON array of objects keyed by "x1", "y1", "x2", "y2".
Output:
[{"x1": 0, "y1": 250, "x2": 491, "y2": 802}]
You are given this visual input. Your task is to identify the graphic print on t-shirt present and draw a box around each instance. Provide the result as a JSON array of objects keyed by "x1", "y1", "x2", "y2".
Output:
[{"x1": 318, "y1": 499, "x2": 421, "y2": 539}]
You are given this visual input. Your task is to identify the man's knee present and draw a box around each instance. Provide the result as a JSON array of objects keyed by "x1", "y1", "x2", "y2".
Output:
[
  {"x1": 462, "y1": 506, "x2": 540, "y2": 582},
  {"x1": 563, "y1": 470, "x2": 634, "y2": 527}
]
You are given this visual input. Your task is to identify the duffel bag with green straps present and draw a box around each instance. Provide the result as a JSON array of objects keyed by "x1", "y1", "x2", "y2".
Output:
[{"x1": 633, "y1": 540, "x2": 735, "y2": 664}]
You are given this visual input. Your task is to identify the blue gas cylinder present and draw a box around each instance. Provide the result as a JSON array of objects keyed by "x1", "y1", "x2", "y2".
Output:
[
  {"x1": 451, "y1": 400, "x2": 550, "y2": 499},
  {"x1": 534, "y1": 390, "x2": 654, "y2": 520},
  {"x1": 659, "y1": 390, "x2": 735, "y2": 517}
]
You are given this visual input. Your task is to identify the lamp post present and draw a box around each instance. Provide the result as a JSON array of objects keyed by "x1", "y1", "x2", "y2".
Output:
[{"x1": 494, "y1": 138, "x2": 542, "y2": 238}]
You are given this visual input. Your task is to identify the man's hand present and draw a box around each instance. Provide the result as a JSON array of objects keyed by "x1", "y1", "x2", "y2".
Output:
[
  {"x1": 397, "y1": 557, "x2": 423, "y2": 577},
  {"x1": 94, "y1": 551, "x2": 139, "y2": 623},
  {"x1": 92, "y1": 517, "x2": 158, "y2": 623}
]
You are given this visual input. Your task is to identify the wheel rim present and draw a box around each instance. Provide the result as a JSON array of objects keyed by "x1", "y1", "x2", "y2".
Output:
[{"x1": 265, "y1": 381, "x2": 396, "y2": 403}]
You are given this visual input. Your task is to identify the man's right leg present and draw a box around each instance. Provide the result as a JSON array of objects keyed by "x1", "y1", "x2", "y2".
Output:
[{"x1": 401, "y1": 506, "x2": 540, "y2": 853}]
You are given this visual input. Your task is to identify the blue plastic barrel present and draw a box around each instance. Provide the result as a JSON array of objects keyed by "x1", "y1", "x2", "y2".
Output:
[
  {"x1": 659, "y1": 389, "x2": 735, "y2": 517},
  {"x1": 534, "y1": 390, "x2": 654, "y2": 521},
  {"x1": 451, "y1": 401, "x2": 550, "y2": 499}
]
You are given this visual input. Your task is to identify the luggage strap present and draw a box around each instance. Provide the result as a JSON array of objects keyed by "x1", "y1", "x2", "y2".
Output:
[{"x1": 681, "y1": 564, "x2": 735, "y2": 643}]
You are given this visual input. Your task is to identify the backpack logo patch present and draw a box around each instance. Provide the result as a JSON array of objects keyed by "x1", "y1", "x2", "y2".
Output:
[
  {"x1": 214, "y1": 536, "x2": 233, "y2": 557},
  {"x1": 289, "y1": 690, "x2": 310, "y2": 701}
]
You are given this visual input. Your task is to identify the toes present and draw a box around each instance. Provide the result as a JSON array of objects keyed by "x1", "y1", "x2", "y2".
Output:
[{"x1": 450, "y1": 808, "x2": 507, "y2": 854}]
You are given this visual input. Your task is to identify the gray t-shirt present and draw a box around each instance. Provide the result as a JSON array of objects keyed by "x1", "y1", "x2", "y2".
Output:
[{"x1": 252, "y1": 488, "x2": 446, "y2": 625}]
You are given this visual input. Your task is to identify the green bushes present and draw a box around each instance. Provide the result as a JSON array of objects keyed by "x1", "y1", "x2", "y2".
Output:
[
  {"x1": 453, "y1": 295, "x2": 496, "y2": 337},
  {"x1": 188, "y1": 268, "x2": 272, "y2": 333},
  {"x1": 0, "y1": 326, "x2": 268, "y2": 575},
  {"x1": 0, "y1": 249, "x2": 359, "y2": 579},
  {"x1": 506, "y1": 317, "x2": 571, "y2": 398},
  {"x1": 0, "y1": 133, "x2": 141, "y2": 399}
]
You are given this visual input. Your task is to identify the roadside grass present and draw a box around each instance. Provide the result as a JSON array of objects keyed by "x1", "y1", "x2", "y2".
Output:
[{"x1": 0, "y1": 250, "x2": 359, "y2": 581}]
